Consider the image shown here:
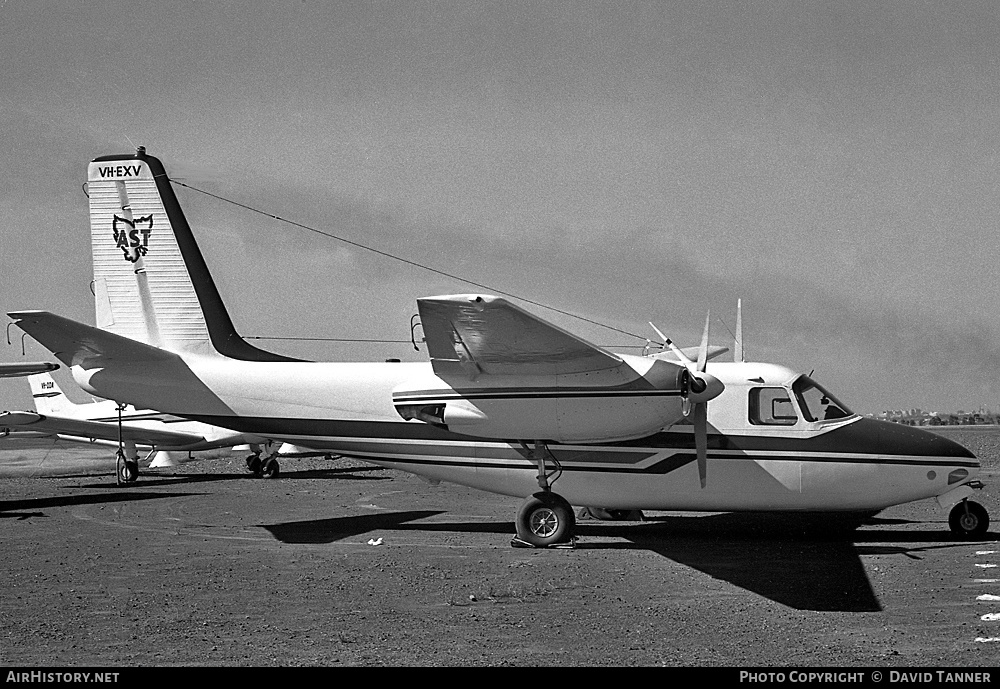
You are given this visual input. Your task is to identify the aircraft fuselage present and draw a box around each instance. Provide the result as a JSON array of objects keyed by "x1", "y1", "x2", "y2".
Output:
[{"x1": 69, "y1": 355, "x2": 978, "y2": 513}]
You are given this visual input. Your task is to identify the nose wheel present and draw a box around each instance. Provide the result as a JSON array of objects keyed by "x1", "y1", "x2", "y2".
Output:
[{"x1": 949, "y1": 500, "x2": 990, "y2": 539}]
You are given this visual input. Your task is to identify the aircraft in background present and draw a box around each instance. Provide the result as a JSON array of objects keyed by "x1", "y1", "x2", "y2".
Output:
[
  {"x1": 8, "y1": 148, "x2": 989, "y2": 545},
  {"x1": 0, "y1": 372, "x2": 317, "y2": 484},
  {"x1": 0, "y1": 362, "x2": 60, "y2": 378}
]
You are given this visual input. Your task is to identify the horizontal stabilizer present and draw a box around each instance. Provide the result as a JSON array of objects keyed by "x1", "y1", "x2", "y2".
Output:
[
  {"x1": 417, "y1": 295, "x2": 622, "y2": 377},
  {"x1": 8, "y1": 310, "x2": 180, "y2": 370},
  {"x1": 0, "y1": 411, "x2": 208, "y2": 447},
  {"x1": 0, "y1": 362, "x2": 60, "y2": 378}
]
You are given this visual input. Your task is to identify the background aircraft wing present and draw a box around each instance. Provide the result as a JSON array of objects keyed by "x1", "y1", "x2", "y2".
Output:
[
  {"x1": 417, "y1": 295, "x2": 623, "y2": 377},
  {"x1": 0, "y1": 411, "x2": 208, "y2": 447},
  {"x1": 0, "y1": 362, "x2": 60, "y2": 378}
]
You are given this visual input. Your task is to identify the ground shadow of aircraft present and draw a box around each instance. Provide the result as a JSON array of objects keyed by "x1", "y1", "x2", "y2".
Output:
[
  {"x1": 257, "y1": 508, "x2": 876, "y2": 610},
  {"x1": 260, "y1": 510, "x2": 445, "y2": 545},
  {"x1": 266, "y1": 509, "x2": 992, "y2": 612},
  {"x1": 0, "y1": 491, "x2": 195, "y2": 519},
  {"x1": 577, "y1": 514, "x2": 881, "y2": 612}
]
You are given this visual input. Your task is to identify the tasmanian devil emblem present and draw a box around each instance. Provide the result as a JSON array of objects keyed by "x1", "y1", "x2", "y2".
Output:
[{"x1": 112, "y1": 215, "x2": 153, "y2": 263}]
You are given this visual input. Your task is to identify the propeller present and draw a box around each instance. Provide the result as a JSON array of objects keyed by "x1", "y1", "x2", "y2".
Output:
[{"x1": 650, "y1": 313, "x2": 717, "y2": 489}]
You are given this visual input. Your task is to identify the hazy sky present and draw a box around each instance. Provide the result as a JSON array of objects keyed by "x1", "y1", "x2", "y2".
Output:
[{"x1": 2, "y1": 0, "x2": 1000, "y2": 414}]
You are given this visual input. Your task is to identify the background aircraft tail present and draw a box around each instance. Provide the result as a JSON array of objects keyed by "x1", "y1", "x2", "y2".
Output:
[
  {"x1": 88, "y1": 147, "x2": 296, "y2": 361},
  {"x1": 27, "y1": 372, "x2": 75, "y2": 415}
]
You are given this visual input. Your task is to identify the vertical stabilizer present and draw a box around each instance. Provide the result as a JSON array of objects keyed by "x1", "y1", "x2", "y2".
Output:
[
  {"x1": 88, "y1": 148, "x2": 297, "y2": 361},
  {"x1": 28, "y1": 373, "x2": 74, "y2": 415}
]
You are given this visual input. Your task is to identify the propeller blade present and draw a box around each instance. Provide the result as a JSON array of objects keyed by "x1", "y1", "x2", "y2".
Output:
[
  {"x1": 693, "y1": 401, "x2": 708, "y2": 489},
  {"x1": 696, "y1": 310, "x2": 710, "y2": 372}
]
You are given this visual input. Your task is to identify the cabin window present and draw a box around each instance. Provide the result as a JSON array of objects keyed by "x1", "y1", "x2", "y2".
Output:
[
  {"x1": 792, "y1": 376, "x2": 852, "y2": 422},
  {"x1": 749, "y1": 387, "x2": 798, "y2": 426}
]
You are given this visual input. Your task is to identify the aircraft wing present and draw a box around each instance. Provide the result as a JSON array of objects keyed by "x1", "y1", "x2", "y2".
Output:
[
  {"x1": 417, "y1": 295, "x2": 623, "y2": 377},
  {"x1": 0, "y1": 411, "x2": 208, "y2": 447},
  {"x1": 0, "y1": 362, "x2": 60, "y2": 378}
]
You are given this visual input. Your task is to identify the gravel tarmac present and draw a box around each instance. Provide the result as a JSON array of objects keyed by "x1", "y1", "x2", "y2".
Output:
[{"x1": 0, "y1": 427, "x2": 999, "y2": 667}]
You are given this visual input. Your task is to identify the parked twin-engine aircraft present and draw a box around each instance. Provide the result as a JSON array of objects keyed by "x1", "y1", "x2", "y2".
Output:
[
  {"x1": 7, "y1": 148, "x2": 990, "y2": 546},
  {"x1": 0, "y1": 372, "x2": 301, "y2": 483}
]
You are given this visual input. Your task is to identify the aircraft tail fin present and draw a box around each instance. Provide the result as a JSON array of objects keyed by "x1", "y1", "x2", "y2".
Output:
[
  {"x1": 88, "y1": 148, "x2": 297, "y2": 361},
  {"x1": 27, "y1": 372, "x2": 74, "y2": 415}
]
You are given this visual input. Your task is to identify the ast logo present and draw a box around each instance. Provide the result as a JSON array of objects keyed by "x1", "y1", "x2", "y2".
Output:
[{"x1": 112, "y1": 214, "x2": 153, "y2": 263}]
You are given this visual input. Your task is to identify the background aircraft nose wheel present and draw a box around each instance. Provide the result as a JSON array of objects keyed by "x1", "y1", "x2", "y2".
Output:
[
  {"x1": 515, "y1": 492, "x2": 575, "y2": 547},
  {"x1": 949, "y1": 500, "x2": 990, "y2": 539},
  {"x1": 115, "y1": 451, "x2": 138, "y2": 485},
  {"x1": 259, "y1": 457, "x2": 280, "y2": 479}
]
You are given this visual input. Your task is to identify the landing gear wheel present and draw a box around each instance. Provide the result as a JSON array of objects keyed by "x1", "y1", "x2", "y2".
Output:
[
  {"x1": 949, "y1": 500, "x2": 990, "y2": 539},
  {"x1": 259, "y1": 457, "x2": 280, "y2": 479},
  {"x1": 116, "y1": 453, "x2": 138, "y2": 485},
  {"x1": 246, "y1": 455, "x2": 261, "y2": 475},
  {"x1": 515, "y1": 492, "x2": 575, "y2": 547}
]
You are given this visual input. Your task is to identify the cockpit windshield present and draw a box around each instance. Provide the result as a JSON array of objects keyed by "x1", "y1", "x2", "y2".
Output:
[{"x1": 792, "y1": 376, "x2": 853, "y2": 422}]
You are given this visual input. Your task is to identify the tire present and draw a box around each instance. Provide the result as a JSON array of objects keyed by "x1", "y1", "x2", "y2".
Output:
[
  {"x1": 950, "y1": 501, "x2": 990, "y2": 539},
  {"x1": 116, "y1": 452, "x2": 127, "y2": 486},
  {"x1": 259, "y1": 457, "x2": 280, "y2": 479},
  {"x1": 246, "y1": 455, "x2": 261, "y2": 474},
  {"x1": 117, "y1": 454, "x2": 137, "y2": 485},
  {"x1": 515, "y1": 492, "x2": 575, "y2": 547}
]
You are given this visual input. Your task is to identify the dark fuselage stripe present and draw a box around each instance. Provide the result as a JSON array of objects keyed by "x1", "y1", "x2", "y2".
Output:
[
  {"x1": 332, "y1": 451, "x2": 977, "y2": 472},
  {"x1": 394, "y1": 390, "x2": 684, "y2": 402}
]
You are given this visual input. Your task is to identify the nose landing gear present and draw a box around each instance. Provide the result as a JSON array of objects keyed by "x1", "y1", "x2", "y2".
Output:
[{"x1": 949, "y1": 499, "x2": 990, "y2": 539}]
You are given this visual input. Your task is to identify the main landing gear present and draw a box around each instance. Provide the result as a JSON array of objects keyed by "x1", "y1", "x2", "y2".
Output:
[
  {"x1": 511, "y1": 441, "x2": 576, "y2": 548},
  {"x1": 514, "y1": 492, "x2": 576, "y2": 548},
  {"x1": 115, "y1": 448, "x2": 139, "y2": 486},
  {"x1": 114, "y1": 403, "x2": 139, "y2": 486},
  {"x1": 949, "y1": 499, "x2": 990, "y2": 539},
  {"x1": 245, "y1": 443, "x2": 280, "y2": 479}
]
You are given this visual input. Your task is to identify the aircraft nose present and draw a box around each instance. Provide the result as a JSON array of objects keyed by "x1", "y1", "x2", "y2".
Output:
[
  {"x1": 875, "y1": 420, "x2": 977, "y2": 462},
  {"x1": 836, "y1": 418, "x2": 978, "y2": 470}
]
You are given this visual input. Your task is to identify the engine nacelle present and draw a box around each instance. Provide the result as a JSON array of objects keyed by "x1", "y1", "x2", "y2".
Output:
[{"x1": 392, "y1": 356, "x2": 722, "y2": 443}]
